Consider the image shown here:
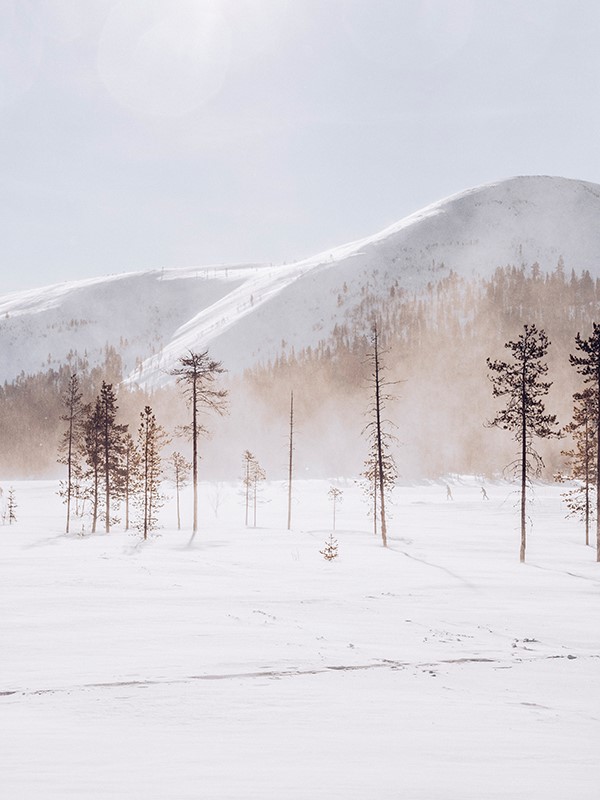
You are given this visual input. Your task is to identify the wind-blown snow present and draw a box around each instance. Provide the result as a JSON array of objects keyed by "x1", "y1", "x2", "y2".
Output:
[
  {"x1": 2, "y1": 176, "x2": 600, "y2": 385},
  {"x1": 2, "y1": 478, "x2": 599, "y2": 798}
]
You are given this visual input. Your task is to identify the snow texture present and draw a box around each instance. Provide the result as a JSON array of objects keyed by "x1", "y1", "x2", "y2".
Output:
[
  {"x1": 2, "y1": 478, "x2": 599, "y2": 799},
  {"x1": 1, "y1": 176, "x2": 600, "y2": 386}
]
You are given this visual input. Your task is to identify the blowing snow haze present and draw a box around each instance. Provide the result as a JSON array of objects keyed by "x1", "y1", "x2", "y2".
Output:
[{"x1": 1, "y1": 175, "x2": 599, "y2": 387}]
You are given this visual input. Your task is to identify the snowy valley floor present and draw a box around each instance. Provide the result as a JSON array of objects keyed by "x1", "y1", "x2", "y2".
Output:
[{"x1": 2, "y1": 479, "x2": 599, "y2": 799}]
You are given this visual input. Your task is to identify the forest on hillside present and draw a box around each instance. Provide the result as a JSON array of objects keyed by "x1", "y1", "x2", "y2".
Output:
[{"x1": 1, "y1": 261, "x2": 599, "y2": 481}]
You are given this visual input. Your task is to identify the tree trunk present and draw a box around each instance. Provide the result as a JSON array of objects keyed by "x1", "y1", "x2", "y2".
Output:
[
  {"x1": 245, "y1": 459, "x2": 250, "y2": 527},
  {"x1": 287, "y1": 391, "x2": 293, "y2": 530},
  {"x1": 520, "y1": 361, "x2": 527, "y2": 563},
  {"x1": 585, "y1": 415, "x2": 590, "y2": 547},
  {"x1": 596, "y1": 368, "x2": 600, "y2": 561},
  {"x1": 191, "y1": 378, "x2": 198, "y2": 541},
  {"x1": 374, "y1": 330, "x2": 388, "y2": 548}
]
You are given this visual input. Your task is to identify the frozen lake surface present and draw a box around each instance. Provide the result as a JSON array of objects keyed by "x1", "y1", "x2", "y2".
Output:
[{"x1": 2, "y1": 478, "x2": 599, "y2": 799}]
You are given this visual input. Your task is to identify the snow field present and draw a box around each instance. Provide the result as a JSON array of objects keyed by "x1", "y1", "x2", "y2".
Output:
[{"x1": 2, "y1": 479, "x2": 599, "y2": 799}]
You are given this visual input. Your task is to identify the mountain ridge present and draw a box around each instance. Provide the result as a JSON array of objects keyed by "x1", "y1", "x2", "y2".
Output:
[{"x1": 2, "y1": 175, "x2": 599, "y2": 386}]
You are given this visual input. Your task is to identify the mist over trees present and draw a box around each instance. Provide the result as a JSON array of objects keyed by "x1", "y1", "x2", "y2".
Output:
[{"x1": 3, "y1": 262, "x2": 600, "y2": 488}]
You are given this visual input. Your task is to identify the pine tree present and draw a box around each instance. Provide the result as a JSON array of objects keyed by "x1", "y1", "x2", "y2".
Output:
[
  {"x1": 487, "y1": 324, "x2": 559, "y2": 562},
  {"x1": 135, "y1": 406, "x2": 169, "y2": 540},
  {"x1": 363, "y1": 324, "x2": 398, "y2": 548},
  {"x1": 7, "y1": 488, "x2": 17, "y2": 525},
  {"x1": 320, "y1": 532, "x2": 339, "y2": 561},
  {"x1": 122, "y1": 433, "x2": 139, "y2": 532},
  {"x1": 242, "y1": 450, "x2": 255, "y2": 527},
  {"x1": 170, "y1": 351, "x2": 227, "y2": 542},
  {"x1": 287, "y1": 390, "x2": 294, "y2": 530},
  {"x1": 569, "y1": 324, "x2": 600, "y2": 560},
  {"x1": 98, "y1": 382, "x2": 128, "y2": 533},
  {"x1": 249, "y1": 456, "x2": 266, "y2": 528},
  {"x1": 84, "y1": 397, "x2": 103, "y2": 533},
  {"x1": 328, "y1": 486, "x2": 343, "y2": 531},
  {"x1": 169, "y1": 451, "x2": 191, "y2": 530},
  {"x1": 57, "y1": 374, "x2": 87, "y2": 534}
]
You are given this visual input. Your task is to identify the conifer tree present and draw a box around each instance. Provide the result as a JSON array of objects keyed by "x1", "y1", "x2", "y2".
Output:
[
  {"x1": 135, "y1": 406, "x2": 169, "y2": 540},
  {"x1": 363, "y1": 324, "x2": 398, "y2": 548},
  {"x1": 569, "y1": 324, "x2": 600, "y2": 560},
  {"x1": 558, "y1": 388, "x2": 597, "y2": 546},
  {"x1": 487, "y1": 324, "x2": 559, "y2": 562},
  {"x1": 169, "y1": 451, "x2": 191, "y2": 530},
  {"x1": 57, "y1": 373, "x2": 87, "y2": 534},
  {"x1": 170, "y1": 350, "x2": 227, "y2": 541},
  {"x1": 242, "y1": 450, "x2": 255, "y2": 527},
  {"x1": 249, "y1": 457, "x2": 266, "y2": 528},
  {"x1": 7, "y1": 487, "x2": 17, "y2": 525},
  {"x1": 328, "y1": 486, "x2": 343, "y2": 531},
  {"x1": 84, "y1": 397, "x2": 103, "y2": 533},
  {"x1": 122, "y1": 432, "x2": 139, "y2": 532},
  {"x1": 287, "y1": 391, "x2": 294, "y2": 530},
  {"x1": 98, "y1": 382, "x2": 128, "y2": 533},
  {"x1": 320, "y1": 532, "x2": 339, "y2": 561}
]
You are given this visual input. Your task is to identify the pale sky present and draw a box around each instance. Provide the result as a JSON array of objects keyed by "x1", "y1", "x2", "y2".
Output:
[{"x1": 1, "y1": 0, "x2": 599, "y2": 292}]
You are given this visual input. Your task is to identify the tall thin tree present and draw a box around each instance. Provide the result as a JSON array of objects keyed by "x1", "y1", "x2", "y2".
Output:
[
  {"x1": 98, "y1": 382, "x2": 128, "y2": 533},
  {"x1": 169, "y1": 451, "x2": 191, "y2": 530},
  {"x1": 58, "y1": 373, "x2": 86, "y2": 534},
  {"x1": 287, "y1": 391, "x2": 294, "y2": 531},
  {"x1": 135, "y1": 406, "x2": 169, "y2": 540},
  {"x1": 569, "y1": 324, "x2": 600, "y2": 560},
  {"x1": 242, "y1": 450, "x2": 255, "y2": 527},
  {"x1": 170, "y1": 350, "x2": 227, "y2": 541},
  {"x1": 487, "y1": 324, "x2": 559, "y2": 562},
  {"x1": 558, "y1": 388, "x2": 597, "y2": 546},
  {"x1": 363, "y1": 324, "x2": 398, "y2": 548}
]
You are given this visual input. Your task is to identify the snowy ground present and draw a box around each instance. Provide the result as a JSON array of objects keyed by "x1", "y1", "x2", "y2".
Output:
[{"x1": 2, "y1": 478, "x2": 599, "y2": 799}]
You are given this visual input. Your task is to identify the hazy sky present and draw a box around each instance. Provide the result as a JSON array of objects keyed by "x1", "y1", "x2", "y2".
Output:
[{"x1": 2, "y1": 0, "x2": 599, "y2": 292}]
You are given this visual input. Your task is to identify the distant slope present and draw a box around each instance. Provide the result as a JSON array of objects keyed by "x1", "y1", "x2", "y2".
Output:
[{"x1": 1, "y1": 176, "x2": 600, "y2": 386}]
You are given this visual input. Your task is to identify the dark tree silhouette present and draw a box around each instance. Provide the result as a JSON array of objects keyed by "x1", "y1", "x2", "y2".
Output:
[
  {"x1": 569, "y1": 324, "x2": 600, "y2": 561},
  {"x1": 487, "y1": 324, "x2": 559, "y2": 562},
  {"x1": 558, "y1": 388, "x2": 597, "y2": 547},
  {"x1": 84, "y1": 397, "x2": 103, "y2": 533},
  {"x1": 170, "y1": 351, "x2": 227, "y2": 541},
  {"x1": 98, "y1": 382, "x2": 128, "y2": 533},
  {"x1": 363, "y1": 324, "x2": 398, "y2": 548}
]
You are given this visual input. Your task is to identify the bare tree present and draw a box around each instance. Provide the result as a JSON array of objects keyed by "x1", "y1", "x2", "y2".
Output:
[
  {"x1": 170, "y1": 350, "x2": 227, "y2": 541},
  {"x1": 487, "y1": 324, "x2": 559, "y2": 562},
  {"x1": 570, "y1": 324, "x2": 600, "y2": 560},
  {"x1": 363, "y1": 324, "x2": 398, "y2": 548}
]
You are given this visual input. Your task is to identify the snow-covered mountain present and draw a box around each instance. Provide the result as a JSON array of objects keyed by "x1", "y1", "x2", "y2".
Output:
[{"x1": 2, "y1": 175, "x2": 600, "y2": 386}]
